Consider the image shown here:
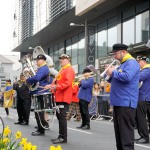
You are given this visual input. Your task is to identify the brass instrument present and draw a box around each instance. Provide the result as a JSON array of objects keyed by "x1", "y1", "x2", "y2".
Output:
[
  {"x1": 75, "y1": 72, "x2": 96, "y2": 81},
  {"x1": 87, "y1": 59, "x2": 120, "y2": 80},
  {"x1": 20, "y1": 46, "x2": 58, "y2": 91},
  {"x1": 100, "y1": 59, "x2": 120, "y2": 80},
  {"x1": 20, "y1": 55, "x2": 39, "y2": 91},
  {"x1": 17, "y1": 80, "x2": 26, "y2": 88}
]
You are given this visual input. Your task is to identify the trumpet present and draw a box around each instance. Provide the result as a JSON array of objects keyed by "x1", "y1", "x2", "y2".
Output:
[
  {"x1": 100, "y1": 59, "x2": 120, "y2": 80},
  {"x1": 87, "y1": 59, "x2": 120, "y2": 80},
  {"x1": 75, "y1": 72, "x2": 96, "y2": 81}
]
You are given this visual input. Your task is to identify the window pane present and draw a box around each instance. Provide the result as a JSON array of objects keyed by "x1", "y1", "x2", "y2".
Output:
[
  {"x1": 72, "y1": 42, "x2": 78, "y2": 65},
  {"x1": 108, "y1": 26, "x2": 117, "y2": 52},
  {"x1": 97, "y1": 30, "x2": 107, "y2": 57},
  {"x1": 53, "y1": 45, "x2": 59, "y2": 70},
  {"x1": 136, "y1": 11, "x2": 149, "y2": 43},
  {"x1": 66, "y1": 39, "x2": 72, "y2": 56},
  {"x1": 79, "y1": 64, "x2": 86, "y2": 74},
  {"x1": 123, "y1": 19, "x2": 135, "y2": 45},
  {"x1": 58, "y1": 42, "x2": 64, "y2": 55},
  {"x1": 78, "y1": 38, "x2": 85, "y2": 64}
]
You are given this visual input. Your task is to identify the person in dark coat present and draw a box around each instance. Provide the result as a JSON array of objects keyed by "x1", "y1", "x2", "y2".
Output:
[{"x1": 13, "y1": 73, "x2": 31, "y2": 125}]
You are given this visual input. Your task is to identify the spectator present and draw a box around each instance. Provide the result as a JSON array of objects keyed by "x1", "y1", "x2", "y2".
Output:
[{"x1": 89, "y1": 83, "x2": 100, "y2": 119}]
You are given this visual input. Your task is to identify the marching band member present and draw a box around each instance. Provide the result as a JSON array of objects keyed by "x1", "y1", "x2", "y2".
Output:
[
  {"x1": 106, "y1": 44, "x2": 140, "y2": 150},
  {"x1": 67, "y1": 79, "x2": 81, "y2": 121},
  {"x1": 2, "y1": 79, "x2": 13, "y2": 117},
  {"x1": 45, "y1": 54, "x2": 75, "y2": 144},
  {"x1": 135, "y1": 56, "x2": 150, "y2": 144},
  {"x1": 76, "y1": 68, "x2": 94, "y2": 130},
  {"x1": 13, "y1": 73, "x2": 31, "y2": 125},
  {"x1": 26, "y1": 54, "x2": 50, "y2": 136}
]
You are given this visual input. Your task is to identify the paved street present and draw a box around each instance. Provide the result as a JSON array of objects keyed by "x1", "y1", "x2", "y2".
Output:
[{"x1": 1, "y1": 107, "x2": 150, "y2": 150}]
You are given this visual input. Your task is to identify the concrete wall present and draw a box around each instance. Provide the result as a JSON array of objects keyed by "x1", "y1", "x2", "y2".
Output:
[{"x1": 76, "y1": 0, "x2": 105, "y2": 16}]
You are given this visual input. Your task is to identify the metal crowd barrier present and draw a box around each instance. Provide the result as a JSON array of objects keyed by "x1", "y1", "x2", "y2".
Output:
[{"x1": 89, "y1": 94, "x2": 113, "y2": 123}]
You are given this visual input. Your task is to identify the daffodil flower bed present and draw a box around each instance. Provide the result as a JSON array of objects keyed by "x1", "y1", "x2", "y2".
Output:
[{"x1": 0, "y1": 126, "x2": 63, "y2": 150}]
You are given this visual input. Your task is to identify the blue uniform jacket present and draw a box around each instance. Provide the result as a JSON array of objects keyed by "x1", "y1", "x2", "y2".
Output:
[
  {"x1": 139, "y1": 65, "x2": 150, "y2": 101},
  {"x1": 78, "y1": 77, "x2": 94, "y2": 102},
  {"x1": 109, "y1": 58, "x2": 140, "y2": 108},
  {"x1": 5, "y1": 85, "x2": 13, "y2": 91},
  {"x1": 26, "y1": 65, "x2": 50, "y2": 94}
]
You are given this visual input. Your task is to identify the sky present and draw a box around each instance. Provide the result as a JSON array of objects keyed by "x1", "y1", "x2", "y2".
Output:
[{"x1": 0, "y1": 0, "x2": 19, "y2": 56}]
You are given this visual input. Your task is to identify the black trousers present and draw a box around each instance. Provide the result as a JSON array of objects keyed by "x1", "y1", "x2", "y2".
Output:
[
  {"x1": 113, "y1": 106, "x2": 136, "y2": 150},
  {"x1": 79, "y1": 100, "x2": 90, "y2": 126},
  {"x1": 5, "y1": 108, "x2": 9, "y2": 115},
  {"x1": 56, "y1": 102, "x2": 68, "y2": 141},
  {"x1": 136, "y1": 101, "x2": 150, "y2": 140},
  {"x1": 17, "y1": 96, "x2": 31, "y2": 123},
  {"x1": 17, "y1": 98, "x2": 24, "y2": 122},
  {"x1": 35, "y1": 95, "x2": 47, "y2": 133}
]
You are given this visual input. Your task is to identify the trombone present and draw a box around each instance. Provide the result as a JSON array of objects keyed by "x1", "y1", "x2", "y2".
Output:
[{"x1": 75, "y1": 72, "x2": 96, "y2": 81}]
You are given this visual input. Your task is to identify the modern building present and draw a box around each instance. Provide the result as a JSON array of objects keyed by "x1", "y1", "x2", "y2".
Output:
[
  {"x1": 0, "y1": 55, "x2": 21, "y2": 89},
  {"x1": 11, "y1": 0, "x2": 150, "y2": 77}
]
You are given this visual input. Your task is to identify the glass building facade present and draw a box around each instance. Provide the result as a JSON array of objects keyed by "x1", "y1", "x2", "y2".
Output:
[
  {"x1": 12, "y1": 0, "x2": 150, "y2": 75},
  {"x1": 48, "y1": 2, "x2": 150, "y2": 73}
]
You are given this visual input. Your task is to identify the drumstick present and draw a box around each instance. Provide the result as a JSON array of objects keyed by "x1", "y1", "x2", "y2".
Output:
[
  {"x1": 38, "y1": 88, "x2": 50, "y2": 93},
  {"x1": 38, "y1": 86, "x2": 46, "y2": 89}
]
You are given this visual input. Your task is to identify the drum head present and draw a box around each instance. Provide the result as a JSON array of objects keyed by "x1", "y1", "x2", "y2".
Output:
[{"x1": 33, "y1": 92, "x2": 51, "y2": 97}]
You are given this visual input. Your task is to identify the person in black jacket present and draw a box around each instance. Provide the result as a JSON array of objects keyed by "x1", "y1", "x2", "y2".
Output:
[{"x1": 13, "y1": 73, "x2": 31, "y2": 125}]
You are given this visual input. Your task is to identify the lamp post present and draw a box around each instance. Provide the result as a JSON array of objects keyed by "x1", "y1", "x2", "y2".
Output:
[{"x1": 70, "y1": 20, "x2": 96, "y2": 67}]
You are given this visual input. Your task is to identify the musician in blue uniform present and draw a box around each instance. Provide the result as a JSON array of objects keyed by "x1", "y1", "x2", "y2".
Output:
[
  {"x1": 106, "y1": 44, "x2": 140, "y2": 150},
  {"x1": 26, "y1": 54, "x2": 50, "y2": 136},
  {"x1": 135, "y1": 56, "x2": 150, "y2": 144}
]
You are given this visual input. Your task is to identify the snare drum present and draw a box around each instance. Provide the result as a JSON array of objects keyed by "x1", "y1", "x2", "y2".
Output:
[
  {"x1": 33, "y1": 92, "x2": 55, "y2": 112},
  {"x1": 33, "y1": 92, "x2": 56, "y2": 129}
]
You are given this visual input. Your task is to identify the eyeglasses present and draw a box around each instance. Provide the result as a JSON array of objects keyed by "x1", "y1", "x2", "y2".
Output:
[{"x1": 113, "y1": 51, "x2": 122, "y2": 56}]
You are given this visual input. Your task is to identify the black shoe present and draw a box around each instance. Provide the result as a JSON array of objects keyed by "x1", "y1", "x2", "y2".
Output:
[
  {"x1": 82, "y1": 125, "x2": 90, "y2": 130},
  {"x1": 31, "y1": 131, "x2": 45, "y2": 136},
  {"x1": 34, "y1": 126, "x2": 38, "y2": 129},
  {"x1": 51, "y1": 137, "x2": 60, "y2": 142},
  {"x1": 76, "y1": 125, "x2": 84, "y2": 129},
  {"x1": 44, "y1": 124, "x2": 49, "y2": 129},
  {"x1": 14, "y1": 121, "x2": 22, "y2": 125},
  {"x1": 136, "y1": 138, "x2": 149, "y2": 144},
  {"x1": 21, "y1": 122, "x2": 28, "y2": 125},
  {"x1": 52, "y1": 138, "x2": 67, "y2": 144}
]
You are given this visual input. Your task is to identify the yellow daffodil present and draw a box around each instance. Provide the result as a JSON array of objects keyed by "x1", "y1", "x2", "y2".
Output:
[
  {"x1": 24, "y1": 142, "x2": 32, "y2": 150},
  {"x1": 31, "y1": 145, "x2": 37, "y2": 150},
  {"x1": 3, "y1": 138, "x2": 10, "y2": 143},
  {"x1": 15, "y1": 131, "x2": 22, "y2": 139},
  {"x1": 20, "y1": 138, "x2": 27, "y2": 146},
  {"x1": 3, "y1": 126, "x2": 11, "y2": 136},
  {"x1": 50, "y1": 145, "x2": 62, "y2": 150}
]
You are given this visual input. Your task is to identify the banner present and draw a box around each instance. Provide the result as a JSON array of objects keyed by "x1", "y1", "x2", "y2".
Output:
[
  {"x1": 87, "y1": 26, "x2": 96, "y2": 66},
  {"x1": 3, "y1": 90, "x2": 15, "y2": 108}
]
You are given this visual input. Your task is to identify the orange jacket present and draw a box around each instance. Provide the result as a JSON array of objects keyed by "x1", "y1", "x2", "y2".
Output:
[
  {"x1": 72, "y1": 83, "x2": 79, "y2": 103},
  {"x1": 54, "y1": 64, "x2": 75, "y2": 104},
  {"x1": 105, "y1": 82, "x2": 111, "y2": 93}
]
